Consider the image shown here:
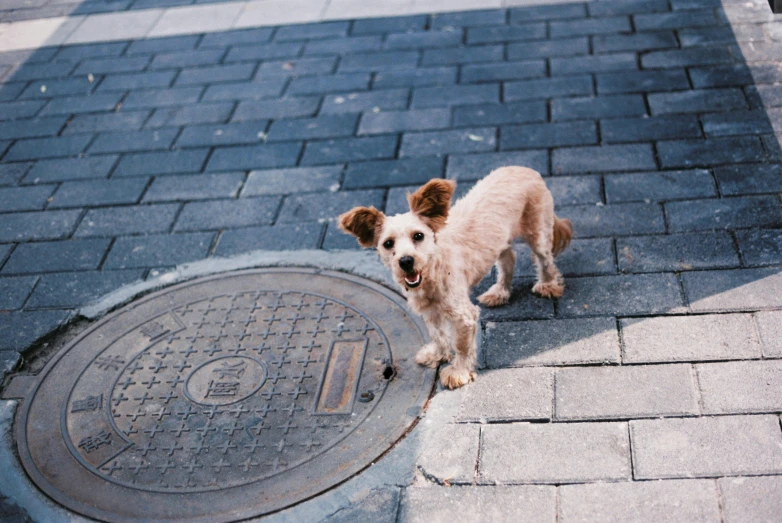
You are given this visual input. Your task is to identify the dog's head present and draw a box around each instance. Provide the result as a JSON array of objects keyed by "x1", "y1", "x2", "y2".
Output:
[{"x1": 338, "y1": 179, "x2": 455, "y2": 291}]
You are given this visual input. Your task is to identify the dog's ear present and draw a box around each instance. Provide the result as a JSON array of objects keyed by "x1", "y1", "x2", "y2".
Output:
[
  {"x1": 407, "y1": 178, "x2": 456, "y2": 232},
  {"x1": 338, "y1": 206, "x2": 385, "y2": 248}
]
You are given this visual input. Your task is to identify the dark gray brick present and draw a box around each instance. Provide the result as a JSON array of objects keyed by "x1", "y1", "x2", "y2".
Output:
[
  {"x1": 461, "y1": 60, "x2": 546, "y2": 83},
  {"x1": 689, "y1": 65, "x2": 753, "y2": 89},
  {"x1": 657, "y1": 137, "x2": 767, "y2": 168},
  {"x1": 501, "y1": 121, "x2": 597, "y2": 150},
  {"x1": 258, "y1": 57, "x2": 337, "y2": 76},
  {"x1": 422, "y1": 45, "x2": 503, "y2": 66},
  {"x1": 562, "y1": 202, "x2": 665, "y2": 237},
  {"x1": 0, "y1": 243, "x2": 11, "y2": 264},
  {"x1": 593, "y1": 31, "x2": 678, "y2": 53},
  {"x1": 358, "y1": 109, "x2": 450, "y2": 135},
  {"x1": 232, "y1": 97, "x2": 320, "y2": 121},
  {"x1": 0, "y1": 100, "x2": 44, "y2": 120},
  {"x1": 304, "y1": 36, "x2": 383, "y2": 55},
  {"x1": 552, "y1": 95, "x2": 646, "y2": 121},
  {"x1": 454, "y1": 101, "x2": 546, "y2": 127},
  {"x1": 277, "y1": 189, "x2": 384, "y2": 223},
  {"x1": 680, "y1": 25, "x2": 764, "y2": 47},
  {"x1": 746, "y1": 85, "x2": 782, "y2": 109},
  {"x1": 174, "y1": 197, "x2": 280, "y2": 231},
  {"x1": 617, "y1": 231, "x2": 739, "y2": 273},
  {"x1": 0, "y1": 275, "x2": 37, "y2": 310},
  {"x1": 62, "y1": 111, "x2": 150, "y2": 135},
  {"x1": 400, "y1": 127, "x2": 496, "y2": 157},
  {"x1": 0, "y1": 116, "x2": 67, "y2": 139},
  {"x1": 701, "y1": 111, "x2": 773, "y2": 137},
  {"x1": 202, "y1": 79, "x2": 287, "y2": 102},
  {"x1": 53, "y1": 42, "x2": 128, "y2": 60},
  {"x1": 737, "y1": 229, "x2": 782, "y2": 267},
  {"x1": 2, "y1": 238, "x2": 111, "y2": 274},
  {"x1": 558, "y1": 273, "x2": 684, "y2": 317},
  {"x1": 648, "y1": 88, "x2": 747, "y2": 115},
  {"x1": 176, "y1": 121, "x2": 269, "y2": 147},
  {"x1": 73, "y1": 56, "x2": 149, "y2": 75},
  {"x1": 175, "y1": 63, "x2": 256, "y2": 86},
  {"x1": 48, "y1": 178, "x2": 148, "y2": 208},
  {"x1": 551, "y1": 53, "x2": 637, "y2": 75},
  {"x1": 322, "y1": 221, "x2": 361, "y2": 250},
  {"x1": 473, "y1": 280, "x2": 555, "y2": 321},
  {"x1": 605, "y1": 169, "x2": 716, "y2": 202},
  {"x1": 25, "y1": 269, "x2": 143, "y2": 308},
  {"x1": 0, "y1": 310, "x2": 71, "y2": 351},
  {"x1": 224, "y1": 43, "x2": 303, "y2": 63},
  {"x1": 198, "y1": 28, "x2": 273, "y2": 48},
  {"x1": 126, "y1": 35, "x2": 199, "y2": 54},
  {"x1": 9, "y1": 62, "x2": 76, "y2": 82},
  {"x1": 149, "y1": 49, "x2": 224, "y2": 70},
  {"x1": 642, "y1": 47, "x2": 733, "y2": 68},
  {"x1": 385, "y1": 31, "x2": 462, "y2": 50},
  {"x1": 550, "y1": 16, "x2": 630, "y2": 37},
  {"x1": 4, "y1": 134, "x2": 92, "y2": 161},
  {"x1": 715, "y1": 164, "x2": 782, "y2": 196},
  {"x1": 431, "y1": 9, "x2": 507, "y2": 28},
  {"x1": 0, "y1": 163, "x2": 32, "y2": 186},
  {"x1": 74, "y1": 204, "x2": 179, "y2": 237},
  {"x1": 634, "y1": 9, "x2": 720, "y2": 30},
  {"x1": 215, "y1": 223, "x2": 323, "y2": 256},
  {"x1": 588, "y1": 0, "x2": 669, "y2": 16},
  {"x1": 104, "y1": 232, "x2": 213, "y2": 269},
  {"x1": 25, "y1": 155, "x2": 117, "y2": 183},
  {"x1": 242, "y1": 166, "x2": 343, "y2": 196},
  {"x1": 446, "y1": 150, "x2": 549, "y2": 180},
  {"x1": 144, "y1": 103, "x2": 233, "y2": 128},
  {"x1": 96, "y1": 71, "x2": 176, "y2": 92},
  {"x1": 411, "y1": 84, "x2": 499, "y2": 108},
  {"x1": 38, "y1": 93, "x2": 122, "y2": 116},
  {"x1": 0, "y1": 185, "x2": 54, "y2": 212},
  {"x1": 143, "y1": 172, "x2": 245, "y2": 202},
  {"x1": 467, "y1": 24, "x2": 547, "y2": 45},
  {"x1": 504, "y1": 75, "x2": 593, "y2": 101},
  {"x1": 601, "y1": 115, "x2": 702, "y2": 143},
  {"x1": 509, "y1": 4, "x2": 586, "y2": 22},
  {"x1": 320, "y1": 89, "x2": 409, "y2": 114},
  {"x1": 351, "y1": 15, "x2": 427, "y2": 34},
  {"x1": 114, "y1": 149, "x2": 209, "y2": 177},
  {"x1": 20, "y1": 78, "x2": 96, "y2": 99},
  {"x1": 0, "y1": 83, "x2": 25, "y2": 102},
  {"x1": 287, "y1": 74, "x2": 370, "y2": 96},
  {"x1": 343, "y1": 157, "x2": 443, "y2": 189},
  {"x1": 512, "y1": 237, "x2": 614, "y2": 277},
  {"x1": 122, "y1": 87, "x2": 203, "y2": 109},
  {"x1": 88, "y1": 128, "x2": 177, "y2": 154},
  {"x1": 300, "y1": 136, "x2": 396, "y2": 165},
  {"x1": 507, "y1": 37, "x2": 589, "y2": 59},
  {"x1": 666, "y1": 196, "x2": 782, "y2": 232},
  {"x1": 275, "y1": 21, "x2": 349, "y2": 41},
  {"x1": 683, "y1": 267, "x2": 782, "y2": 312},
  {"x1": 372, "y1": 67, "x2": 457, "y2": 88},
  {"x1": 553, "y1": 144, "x2": 657, "y2": 174},
  {"x1": 207, "y1": 142, "x2": 302, "y2": 171},
  {"x1": 266, "y1": 114, "x2": 356, "y2": 141}
]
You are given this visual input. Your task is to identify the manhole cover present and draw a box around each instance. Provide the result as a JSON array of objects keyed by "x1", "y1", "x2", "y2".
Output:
[{"x1": 16, "y1": 268, "x2": 433, "y2": 522}]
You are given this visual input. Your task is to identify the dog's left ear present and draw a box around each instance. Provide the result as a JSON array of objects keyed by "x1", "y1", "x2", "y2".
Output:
[
  {"x1": 338, "y1": 206, "x2": 385, "y2": 248},
  {"x1": 407, "y1": 178, "x2": 456, "y2": 232}
]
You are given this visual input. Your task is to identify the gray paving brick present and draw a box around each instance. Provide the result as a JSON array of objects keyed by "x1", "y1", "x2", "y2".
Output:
[
  {"x1": 552, "y1": 95, "x2": 646, "y2": 121},
  {"x1": 422, "y1": 45, "x2": 503, "y2": 66},
  {"x1": 504, "y1": 75, "x2": 593, "y2": 101},
  {"x1": 0, "y1": 243, "x2": 12, "y2": 265},
  {"x1": 0, "y1": 163, "x2": 31, "y2": 186},
  {"x1": 596, "y1": 69, "x2": 690, "y2": 94},
  {"x1": 0, "y1": 100, "x2": 44, "y2": 120},
  {"x1": 88, "y1": 128, "x2": 178, "y2": 154},
  {"x1": 588, "y1": 0, "x2": 669, "y2": 15},
  {"x1": 304, "y1": 35, "x2": 382, "y2": 56},
  {"x1": 635, "y1": 9, "x2": 720, "y2": 30},
  {"x1": 666, "y1": 196, "x2": 782, "y2": 232},
  {"x1": 412, "y1": 84, "x2": 498, "y2": 108},
  {"x1": 483, "y1": 317, "x2": 619, "y2": 368},
  {"x1": 2, "y1": 238, "x2": 110, "y2": 274},
  {"x1": 20, "y1": 77, "x2": 96, "y2": 99},
  {"x1": 149, "y1": 49, "x2": 223, "y2": 70},
  {"x1": 300, "y1": 136, "x2": 396, "y2": 165},
  {"x1": 592, "y1": 30, "x2": 678, "y2": 53},
  {"x1": 176, "y1": 121, "x2": 269, "y2": 147},
  {"x1": 275, "y1": 21, "x2": 349, "y2": 41},
  {"x1": 501, "y1": 121, "x2": 596, "y2": 150},
  {"x1": 480, "y1": 422, "x2": 630, "y2": 484},
  {"x1": 550, "y1": 16, "x2": 630, "y2": 37},
  {"x1": 122, "y1": 87, "x2": 203, "y2": 109},
  {"x1": 96, "y1": 71, "x2": 176, "y2": 92},
  {"x1": 74, "y1": 204, "x2": 179, "y2": 237},
  {"x1": 416, "y1": 424, "x2": 479, "y2": 484},
  {"x1": 620, "y1": 314, "x2": 762, "y2": 363},
  {"x1": 38, "y1": 93, "x2": 122, "y2": 116},
  {"x1": 556, "y1": 144, "x2": 657, "y2": 174},
  {"x1": 551, "y1": 53, "x2": 637, "y2": 75},
  {"x1": 277, "y1": 189, "x2": 384, "y2": 223},
  {"x1": 702, "y1": 110, "x2": 773, "y2": 137},
  {"x1": 343, "y1": 157, "x2": 443, "y2": 189},
  {"x1": 224, "y1": 42, "x2": 303, "y2": 63},
  {"x1": 431, "y1": 9, "x2": 506, "y2": 28},
  {"x1": 446, "y1": 150, "x2": 548, "y2": 180},
  {"x1": 358, "y1": 108, "x2": 450, "y2": 135},
  {"x1": 507, "y1": 37, "x2": 588, "y2": 60},
  {"x1": 461, "y1": 60, "x2": 545, "y2": 83},
  {"x1": 25, "y1": 269, "x2": 143, "y2": 308},
  {"x1": 719, "y1": 476, "x2": 782, "y2": 523},
  {"x1": 74, "y1": 56, "x2": 150, "y2": 75},
  {"x1": 114, "y1": 149, "x2": 209, "y2": 176},
  {"x1": 400, "y1": 127, "x2": 496, "y2": 157},
  {"x1": 509, "y1": 3, "x2": 587, "y2": 21},
  {"x1": 321, "y1": 88, "x2": 409, "y2": 114},
  {"x1": 24, "y1": 155, "x2": 116, "y2": 183},
  {"x1": 267, "y1": 114, "x2": 356, "y2": 141},
  {"x1": 104, "y1": 232, "x2": 213, "y2": 269},
  {"x1": 560, "y1": 480, "x2": 720, "y2": 523},
  {"x1": 685, "y1": 267, "x2": 782, "y2": 312},
  {"x1": 175, "y1": 63, "x2": 255, "y2": 86},
  {"x1": 630, "y1": 415, "x2": 782, "y2": 479},
  {"x1": 689, "y1": 64, "x2": 753, "y2": 89},
  {"x1": 560, "y1": 273, "x2": 683, "y2": 317},
  {"x1": 697, "y1": 360, "x2": 782, "y2": 415},
  {"x1": 0, "y1": 310, "x2": 71, "y2": 351},
  {"x1": 242, "y1": 165, "x2": 343, "y2": 196},
  {"x1": 658, "y1": 137, "x2": 767, "y2": 168},
  {"x1": 350, "y1": 15, "x2": 427, "y2": 35},
  {"x1": 458, "y1": 367, "x2": 553, "y2": 422},
  {"x1": 232, "y1": 97, "x2": 320, "y2": 121},
  {"x1": 214, "y1": 223, "x2": 323, "y2": 256},
  {"x1": 144, "y1": 172, "x2": 244, "y2": 202},
  {"x1": 144, "y1": 103, "x2": 233, "y2": 128},
  {"x1": 556, "y1": 364, "x2": 698, "y2": 421},
  {"x1": 259, "y1": 57, "x2": 338, "y2": 76},
  {"x1": 605, "y1": 169, "x2": 715, "y2": 203},
  {"x1": 562, "y1": 202, "x2": 665, "y2": 237},
  {"x1": 681, "y1": 25, "x2": 764, "y2": 47},
  {"x1": 200, "y1": 80, "x2": 287, "y2": 102},
  {"x1": 48, "y1": 178, "x2": 148, "y2": 208},
  {"x1": 286, "y1": 74, "x2": 370, "y2": 96},
  {"x1": 339, "y1": 51, "x2": 421, "y2": 73},
  {"x1": 453, "y1": 101, "x2": 546, "y2": 127},
  {"x1": 0, "y1": 185, "x2": 54, "y2": 212},
  {"x1": 385, "y1": 30, "x2": 462, "y2": 50},
  {"x1": 601, "y1": 115, "x2": 701, "y2": 143},
  {"x1": 0, "y1": 116, "x2": 67, "y2": 140},
  {"x1": 62, "y1": 111, "x2": 150, "y2": 135},
  {"x1": 618, "y1": 232, "x2": 739, "y2": 273},
  {"x1": 756, "y1": 310, "x2": 782, "y2": 358},
  {"x1": 10, "y1": 62, "x2": 76, "y2": 82},
  {"x1": 174, "y1": 197, "x2": 280, "y2": 231},
  {"x1": 0, "y1": 210, "x2": 81, "y2": 242},
  {"x1": 4, "y1": 134, "x2": 92, "y2": 161},
  {"x1": 474, "y1": 281, "x2": 557, "y2": 321},
  {"x1": 198, "y1": 28, "x2": 273, "y2": 48},
  {"x1": 127, "y1": 34, "x2": 198, "y2": 54},
  {"x1": 467, "y1": 23, "x2": 547, "y2": 45},
  {"x1": 736, "y1": 228, "x2": 782, "y2": 267},
  {"x1": 207, "y1": 142, "x2": 302, "y2": 171},
  {"x1": 648, "y1": 88, "x2": 747, "y2": 115},
  {"x1": 399, "y1": 486, "x2": 555, "y2": 523},
  {"x1": 515, "y1": 237, "x2": 614, "y2": 277},
  {"x1": 0, "y1": 82, "x2": 25, "y2": 102},
  {"x1": 0, "y1": 275, "x2": 37, "y2": 310},
  {"x1": 642, "y1": 47, "x2": 733, "y2": 68},
  {"x1": 372, "y1": 67, "x2": 457, "y2": 89}
]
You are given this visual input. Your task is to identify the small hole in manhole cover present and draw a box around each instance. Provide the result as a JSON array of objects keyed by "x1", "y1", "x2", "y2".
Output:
[{"x1": 15, "y1": 269, "x2": 434, "y2": 523}]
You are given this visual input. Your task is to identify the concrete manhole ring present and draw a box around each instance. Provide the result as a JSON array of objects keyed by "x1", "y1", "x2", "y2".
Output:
[{"x1": 16, "y1": 268, "x2": 434, "y2": 522}]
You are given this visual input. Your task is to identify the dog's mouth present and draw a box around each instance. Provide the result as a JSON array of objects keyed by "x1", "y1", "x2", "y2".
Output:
[{"x1": 404, "y1": 271, "x2": 422, "y2": 288}]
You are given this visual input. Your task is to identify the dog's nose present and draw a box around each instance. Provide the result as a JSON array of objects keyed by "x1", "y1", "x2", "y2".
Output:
[{"x1": 399, "y1": 256, "x2": 415, "y2": 272}]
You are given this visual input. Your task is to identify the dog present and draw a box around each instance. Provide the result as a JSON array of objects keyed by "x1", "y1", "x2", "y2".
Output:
[{"x1": 338, "y1": 166, "x2": 572, "y2": 389}]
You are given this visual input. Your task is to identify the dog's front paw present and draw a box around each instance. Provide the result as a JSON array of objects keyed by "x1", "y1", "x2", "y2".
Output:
[
  {"x1": 532, "y1": 281, "x2": 564, "y2": 299},
  {"x1": 439, "y1": 364, "x2": 476, "y2": 389},
  {"x1": 414, "y1": 343, "x2": 446, "y2": 368},
  {"x1": 478, "y1": 284, "x2": 510, "y2": 307}
]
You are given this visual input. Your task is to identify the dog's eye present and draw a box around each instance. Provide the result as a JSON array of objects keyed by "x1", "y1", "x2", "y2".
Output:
[
  {"x1": 382, "y1": 239, "x2": 394, "y2": 249},
  {"x1": 412, "y1": 232, "x2": 424, "y2": 242}
]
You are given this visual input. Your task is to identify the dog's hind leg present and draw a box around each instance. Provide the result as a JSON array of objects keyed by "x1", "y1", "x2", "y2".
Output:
[
  {"x1": 529, "y1": 229, "x2": 565, "y2": 299},
  {"x1": 477, "y1": 246, "x2": 515, "y2": 307}
]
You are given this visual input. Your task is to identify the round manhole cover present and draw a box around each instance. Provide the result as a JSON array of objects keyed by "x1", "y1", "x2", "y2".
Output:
[{"x1": 16, "y1": 268, "x2": 433, "y2": 522}]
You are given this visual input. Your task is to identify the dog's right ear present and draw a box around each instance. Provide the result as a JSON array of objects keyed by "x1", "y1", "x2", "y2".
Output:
[{"x1": 338, "y1": 206, "x2": 385, "y2": 248}]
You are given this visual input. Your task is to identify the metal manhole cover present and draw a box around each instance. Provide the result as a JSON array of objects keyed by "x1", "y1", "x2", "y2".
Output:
[{"x1": 16, "y1": 268, "x2": 433, "y2": 522}]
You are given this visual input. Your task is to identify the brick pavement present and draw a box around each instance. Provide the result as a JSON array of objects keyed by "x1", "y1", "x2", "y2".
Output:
[{"x1": 1, "y1": 0, "x2": 782, "y2": 521}]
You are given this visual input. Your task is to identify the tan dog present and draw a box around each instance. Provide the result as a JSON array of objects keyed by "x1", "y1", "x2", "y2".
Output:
[{"x1": 339, "y1": 167, "x2": 572, "y2": 389}]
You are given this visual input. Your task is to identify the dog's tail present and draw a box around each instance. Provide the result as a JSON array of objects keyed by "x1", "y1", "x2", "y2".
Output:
[{"x1": 552, "y1": 216, "x2": 573, "y2": 257}]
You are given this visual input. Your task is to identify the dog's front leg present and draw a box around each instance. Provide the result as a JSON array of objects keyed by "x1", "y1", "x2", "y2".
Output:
[
  {"x1": 414, "y1": 311, "x2": 452, "y2": 368},
  {"x1": 439, "y1": 301, "x2": 479, "y2": 389}
]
